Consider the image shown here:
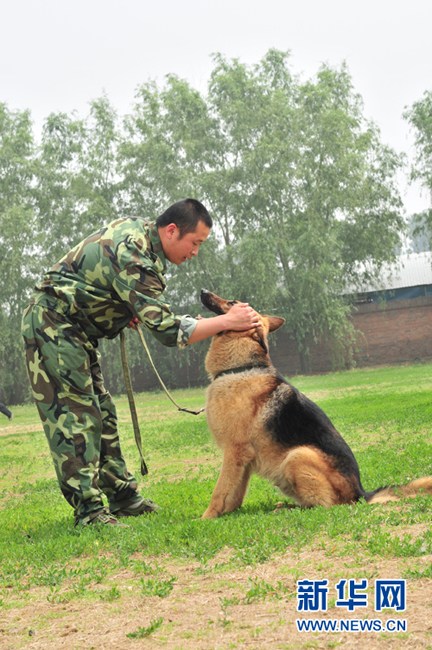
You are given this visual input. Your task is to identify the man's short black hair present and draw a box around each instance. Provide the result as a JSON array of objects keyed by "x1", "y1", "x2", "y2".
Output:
[{"x1": 156, "y1": 199, "x2": 212, "y2": 237}]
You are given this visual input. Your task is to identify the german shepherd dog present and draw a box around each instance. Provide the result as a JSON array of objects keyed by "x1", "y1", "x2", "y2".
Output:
[{"x1": 200, "y1": 289, "x2": 432, "y2": 519}]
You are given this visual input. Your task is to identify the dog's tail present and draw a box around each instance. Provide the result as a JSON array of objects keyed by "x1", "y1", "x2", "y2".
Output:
[{"x1": 365, "y1": 476, "x2": 432, "y2": 504}]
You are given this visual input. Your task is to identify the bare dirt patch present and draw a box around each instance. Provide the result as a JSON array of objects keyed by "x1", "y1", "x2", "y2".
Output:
[
  {"x1": 2, "y1": 549, "x2": 431, "y2": 649},
  {"x1": 0, "y1": 423, "x2": 42, "y2": 438}
]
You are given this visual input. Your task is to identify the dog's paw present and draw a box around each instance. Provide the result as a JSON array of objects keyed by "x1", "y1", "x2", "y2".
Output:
[{"x1": 201, "y1": 509, "x2": 219, "y2": 519}]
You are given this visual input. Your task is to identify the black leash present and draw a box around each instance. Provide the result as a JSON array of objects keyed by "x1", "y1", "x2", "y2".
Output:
[{"x1": 120, "y1": 330, "x2": 148, "y2": 476}]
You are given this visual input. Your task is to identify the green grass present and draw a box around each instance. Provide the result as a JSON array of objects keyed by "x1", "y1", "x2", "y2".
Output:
[
  {"x1": 126, "y1": 617, "x2": 164, "y2": 639},
  {"x1": 0, "y1": 362, "x2": 431, "y2": 608}
]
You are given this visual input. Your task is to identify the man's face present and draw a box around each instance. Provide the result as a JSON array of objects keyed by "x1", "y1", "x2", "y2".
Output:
[{"x1": 163, "y1": 221, "x2": 211, "y2": 265}]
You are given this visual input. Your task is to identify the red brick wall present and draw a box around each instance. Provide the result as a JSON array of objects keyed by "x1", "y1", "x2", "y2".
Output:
[
  {"x1": 351, "y1": 295, "x2": 432, "y2": 367},
  {"x1": 272, "y1": 296, "x2": 432, "y2": 375}
]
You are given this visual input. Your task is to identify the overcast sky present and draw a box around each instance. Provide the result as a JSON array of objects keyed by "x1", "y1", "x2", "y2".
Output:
[{"x1": 1, "y1": 0, "x2": 431, "y2": 213}]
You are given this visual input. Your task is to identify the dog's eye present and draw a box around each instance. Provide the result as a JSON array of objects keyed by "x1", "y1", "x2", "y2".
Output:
[{"x1": 227, "y1": 300, "x2": 237, "y2": 306}]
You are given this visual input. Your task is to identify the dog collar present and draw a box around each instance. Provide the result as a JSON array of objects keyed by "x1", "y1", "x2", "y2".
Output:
[{"x1": 213, "y1": 363, "x2": 269, "y2": 380}]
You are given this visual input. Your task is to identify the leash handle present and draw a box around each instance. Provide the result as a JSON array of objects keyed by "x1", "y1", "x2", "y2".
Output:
[{"x1": 178, "y1": 406, "x2": 206, "y2": 415}]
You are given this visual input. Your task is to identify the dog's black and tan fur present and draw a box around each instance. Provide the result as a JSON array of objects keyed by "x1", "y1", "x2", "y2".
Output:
[{"x1": 200, "y1": 289, "x2": 432, "y2": 519}]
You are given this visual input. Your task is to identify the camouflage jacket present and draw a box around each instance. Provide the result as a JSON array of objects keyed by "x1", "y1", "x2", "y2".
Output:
[{"x1": 32, "y1": 217, "x2": 198, "y2": 347}]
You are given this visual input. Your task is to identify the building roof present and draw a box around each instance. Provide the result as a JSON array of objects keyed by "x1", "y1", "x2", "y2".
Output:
[{"x1": 357, "y1": 251, "x2": 432, "y2": 294}]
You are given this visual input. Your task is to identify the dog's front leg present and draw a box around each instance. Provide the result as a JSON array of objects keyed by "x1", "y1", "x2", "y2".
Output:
[{"x1": 201, "y1": 445, "x2": 253, "y2": 519}]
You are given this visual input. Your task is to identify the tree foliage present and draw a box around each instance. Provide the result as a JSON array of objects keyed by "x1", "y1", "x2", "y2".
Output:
[
  {"x1": 404, "y1": 90, "x2": 432, "y2": 246},
  {"x1": 125, "y1": 51, "x2": 404, "y2": 369},
  {"x1": 0, "y1": 51, "x2": 408, "y2": 401},
  {"x1": 0, "y1": 104, "x2": 38, "y2": 401}
]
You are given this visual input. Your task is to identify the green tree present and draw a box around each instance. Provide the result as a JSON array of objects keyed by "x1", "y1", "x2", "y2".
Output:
[
  {"x1": 119, "y1": 50, "x2": 404, "y2": 372},
  {"x1": 36, "y1": 96, "x2": 122, "y2": 262},
  {"x1": 404, "y1": 90, "x2": 432, "y2": 246},
  {"x1": 235, "y1": 60, "x2": 404, "y2": 369},
  {"x1": 35, "y1": 111, "x2": 87, "y2": 261},
  {"x1": 0, "y1": 104, "x2": 38, "y2": 402},
  {"x1": 77, "y1": 95, "x2": 122, "y2": 224}
]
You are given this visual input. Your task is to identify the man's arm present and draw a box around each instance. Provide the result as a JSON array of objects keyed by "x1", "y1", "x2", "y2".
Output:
[{"x1": 188, "y1": 302, "x2": 260, "y2": 344}]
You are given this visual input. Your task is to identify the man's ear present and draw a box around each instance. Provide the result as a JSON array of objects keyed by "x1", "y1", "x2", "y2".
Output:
[
  {"x1": 265, "y1": 316, "x2": 285, "y2": 332},
  {"x1": 165, "y1": 222, "x2": 178, "y2": 239}
]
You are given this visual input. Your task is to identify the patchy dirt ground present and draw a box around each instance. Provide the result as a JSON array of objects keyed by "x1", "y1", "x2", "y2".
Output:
[
  {"x1": 2, "y1": 548, "x2": 431, "y2": 649},
  {"x1": 0, "y1": 423, "x2": 41, "y2": 437}
]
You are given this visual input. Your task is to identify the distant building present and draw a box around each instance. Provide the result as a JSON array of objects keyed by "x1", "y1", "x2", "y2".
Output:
[
  {"x1": 353, "y1": 251, "x2": 432, "y2": 303},
  {"x1": 276, "y1": 252, "x2": 432, "y2": 374},
  {"x1": 350, "y1": 251, "x2": 432, "y2": 368}
]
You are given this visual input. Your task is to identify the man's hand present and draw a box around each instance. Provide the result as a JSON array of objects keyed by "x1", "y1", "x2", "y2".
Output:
[
  {"x1": 221, "y1": 302, "x2": 260, "y2": 331},
  {"x1": 186, "y1": 303, "x2": 261, "y2": 345}
]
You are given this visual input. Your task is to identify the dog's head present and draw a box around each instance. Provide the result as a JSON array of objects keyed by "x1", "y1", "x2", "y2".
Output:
[
  {"x1": 200, "y1": 289, "x2": 240, "y2": 316},
  {"x1": 200, "y1": 289, "x2": 285, "y2": 376},
  {"x1": 200, "y1": 289, "x2": 285, "y2": 335}
]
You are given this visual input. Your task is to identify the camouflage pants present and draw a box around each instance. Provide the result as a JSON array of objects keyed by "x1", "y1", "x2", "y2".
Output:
[{"x1": 21, "y1": 303, "x2": 139, "y2": 521}]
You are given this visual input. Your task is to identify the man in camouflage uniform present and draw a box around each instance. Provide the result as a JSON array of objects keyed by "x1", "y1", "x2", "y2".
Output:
[{"x1": 22, "y1": 199, "x2": 259, "y2": 527}]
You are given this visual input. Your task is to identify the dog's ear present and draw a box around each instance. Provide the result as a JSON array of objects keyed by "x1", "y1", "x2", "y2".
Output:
[
  {"x1": 265, "y1": 316, "x2": 285, "y2": 333},
  {"x1": 251, "y1": 326, "x2": 269, "y2": 354}
]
